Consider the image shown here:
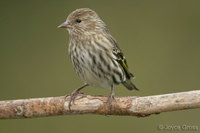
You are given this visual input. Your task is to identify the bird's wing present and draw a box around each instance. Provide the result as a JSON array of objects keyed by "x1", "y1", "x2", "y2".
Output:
[
  {"x1": 105, "y1": 33, "x2": 134, "y2": 79},
  {"x1": 112, "y1": 46, "x2": 134, "y2": 80}
]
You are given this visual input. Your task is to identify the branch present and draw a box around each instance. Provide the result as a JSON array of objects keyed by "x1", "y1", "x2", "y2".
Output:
[{"x1": 0, "y1": 90, "x2": 200, "y2": 119}]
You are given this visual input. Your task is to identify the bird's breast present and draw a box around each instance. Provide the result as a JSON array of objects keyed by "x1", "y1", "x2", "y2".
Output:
[{"x1": 68, "y1": 39, "x2": 125, "y2": 89}]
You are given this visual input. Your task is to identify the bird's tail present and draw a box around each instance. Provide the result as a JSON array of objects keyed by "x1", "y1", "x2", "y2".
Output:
[{"x1": 122, "y1": 80, "x2": 139, "y2": 91}]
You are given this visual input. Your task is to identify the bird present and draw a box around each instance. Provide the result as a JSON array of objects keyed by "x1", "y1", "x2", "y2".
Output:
[{"x1": 58, "y1": 8, "x2": 139, "y2": 109}]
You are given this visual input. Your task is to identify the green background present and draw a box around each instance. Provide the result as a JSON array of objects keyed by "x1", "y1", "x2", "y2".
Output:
[{"x1": 0, "y1": 0, "x2": 199, "y2": 133}]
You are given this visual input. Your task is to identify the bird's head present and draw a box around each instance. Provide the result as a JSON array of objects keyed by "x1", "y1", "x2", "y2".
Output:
[{"x1": 58, "y1": 8, "x2": 107, "y2": 36}]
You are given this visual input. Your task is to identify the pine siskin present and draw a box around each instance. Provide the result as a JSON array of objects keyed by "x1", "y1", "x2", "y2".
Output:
[{"x1": 58, "y1": 8, "x2": 139, "y2": 109}]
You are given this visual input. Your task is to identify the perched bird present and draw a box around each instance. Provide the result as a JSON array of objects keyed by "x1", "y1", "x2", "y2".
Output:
[{"x1": 58, "y1": 8, "x2": 138, "y2": 109}]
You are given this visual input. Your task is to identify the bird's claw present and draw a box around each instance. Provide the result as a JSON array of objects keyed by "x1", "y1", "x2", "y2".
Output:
[
  {"x1": 68, "y1": 91, "x2": 81, "y2": 110},
  {"x1": 65, "y1": 83, "x2": 88, "y2": 110}
]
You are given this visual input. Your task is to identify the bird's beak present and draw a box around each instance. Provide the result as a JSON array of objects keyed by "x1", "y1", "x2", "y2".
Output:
[{"x1": 57, "y1": 21, "x2": 71, "y2": 28}]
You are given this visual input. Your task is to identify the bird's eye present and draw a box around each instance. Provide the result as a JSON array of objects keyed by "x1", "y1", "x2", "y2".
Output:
[{"x1": 75, "y1": 19, "x2": 82, "y2": 23}]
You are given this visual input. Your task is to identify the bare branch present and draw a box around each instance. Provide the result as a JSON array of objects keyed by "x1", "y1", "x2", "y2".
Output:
[{"x1": 0, "y1": 90, "x2": 200, "y2": 119}]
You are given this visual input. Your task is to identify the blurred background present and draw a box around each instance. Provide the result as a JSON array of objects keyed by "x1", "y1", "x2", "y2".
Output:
[{"x1": 0, "y1": 0, "x2": 200, "y2": 133}]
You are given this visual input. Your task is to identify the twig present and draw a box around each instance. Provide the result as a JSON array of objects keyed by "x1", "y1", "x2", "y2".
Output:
[{"x1": 0, "y1": 90, "x2": 200, "y2": 119}]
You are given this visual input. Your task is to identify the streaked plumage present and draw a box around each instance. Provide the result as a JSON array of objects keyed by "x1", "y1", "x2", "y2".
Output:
[{"x1": 58, "y1": 8, "x2": 138, "y2": 109}]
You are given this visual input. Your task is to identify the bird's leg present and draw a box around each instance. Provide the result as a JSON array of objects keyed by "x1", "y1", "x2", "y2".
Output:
[
  {"x1": 67, "y1": 83, "x2": 88, "y2": 110},
  {"x1": 107, "y1": 85, "x2": 115, "y2": 109}
]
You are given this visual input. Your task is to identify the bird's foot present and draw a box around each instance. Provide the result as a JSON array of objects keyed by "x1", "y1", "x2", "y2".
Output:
[
  {"x1": 66, "y1": 83, "x2": 88, "y2": 110},
  {"x1": 106, "y1": 89, "x2": 115, "y2": 109},
  {"x1": 68, "y1": 90, "x2": 81, "y2": 110}
]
